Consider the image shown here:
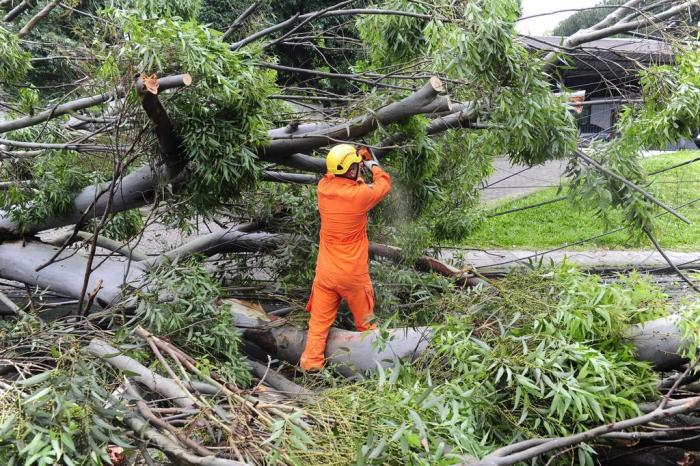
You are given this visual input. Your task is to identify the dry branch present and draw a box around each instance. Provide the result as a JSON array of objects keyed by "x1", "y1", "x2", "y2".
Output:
[
  {"x1": 124, "y1": 415, "x2": 249, "y2": 466},
  {"x1": 467, "y1": 396, "x2": 700, "y2": 466},
  {"x1": 17, "y1": 0, "x2": 58, "y2": 37},
  {"x1": 87, "y1": 338, "x2": 196, "y2": 408}
]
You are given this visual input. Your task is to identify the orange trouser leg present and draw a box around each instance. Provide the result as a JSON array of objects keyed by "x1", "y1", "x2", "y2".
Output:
[
  {"x1": 339, "y1": 276, "x2": 377, "y2": 332},
  {"x1": 299, "y1": 280, "x2": 341, "y2": 371}
]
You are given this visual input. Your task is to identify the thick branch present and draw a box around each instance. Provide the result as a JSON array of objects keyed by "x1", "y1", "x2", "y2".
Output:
[
  {"x1": 262, "y1": 171, "x2": 319, "y2": 184},
  {"x1": 0, "y1": 239, "x2": 144, "y2": 306},
  {"x1": 146, "y1": 229, "x2": 286, "y2": 269},
  {"x1": 260, "y1": 77, "x2": 450, "y2": 161},
  {"x1": 244, "y1": 326, "x2": 432, "y2": 376},
  {"x1": 544, "y1": 0, "x2": 697, "y2": 68},
  {"x1": 0, "y1": 164, "x2": 164, "y2": 237},
  {"x1": 136, "y1": 76, "x2": 186, "y2": 176},
  {"x1": 17, "y1": 0, "x2": 58, "y2": 37},
  {"x1": 248, "y1": 359, "x2": 315, "y2": 399},
  {"x1": 369, "y1": 242, "x2": 483, "y2": 287},
  {"x1": 3, "y1": 0, "x2": 30, "y2": 22},
  {"x1": 45, "y1": 230, "x2": 149, "y2": 261},
  {"x1": 0, "y1": 74, "x2": 190, "y2": 134}
]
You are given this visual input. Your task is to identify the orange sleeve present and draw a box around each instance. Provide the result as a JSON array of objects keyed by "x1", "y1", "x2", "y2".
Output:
[{"x1": 357, "y1": 166, "x2": 391, "y2": 210}]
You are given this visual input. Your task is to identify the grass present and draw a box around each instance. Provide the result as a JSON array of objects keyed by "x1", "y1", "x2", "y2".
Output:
[{"x1": 464, "y1": 150, "x2": 700, "y2": 251}]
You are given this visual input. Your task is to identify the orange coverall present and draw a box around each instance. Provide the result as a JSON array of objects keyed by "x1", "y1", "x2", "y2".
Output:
[{"x1": 299, "y1": 166, "x2": 392, "y2": 371}]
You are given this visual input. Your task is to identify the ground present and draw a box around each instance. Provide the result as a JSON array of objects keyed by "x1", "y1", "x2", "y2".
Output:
[{"x1": 465, "y1": 150, "x2": 700, "y2": 250}]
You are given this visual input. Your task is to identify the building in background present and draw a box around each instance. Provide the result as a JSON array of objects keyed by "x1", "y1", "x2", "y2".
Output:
[{"x1": 521, "y1": 36, "x2": 696, "y2": 149}]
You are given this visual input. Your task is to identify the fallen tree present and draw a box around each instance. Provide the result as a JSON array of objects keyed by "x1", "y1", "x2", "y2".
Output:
[{"x1": 2, "y1": 0, "x2": 700, "y2": 465}]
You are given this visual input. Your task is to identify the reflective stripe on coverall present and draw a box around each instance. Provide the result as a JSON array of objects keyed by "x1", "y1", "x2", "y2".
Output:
[{"x1": 299, "y1": 166, "x2": 392, "y2": 371}]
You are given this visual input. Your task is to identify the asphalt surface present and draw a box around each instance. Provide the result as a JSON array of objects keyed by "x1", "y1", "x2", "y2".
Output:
[{"x1": 480, "y1": 157, "x2": 568, "y2": 203}]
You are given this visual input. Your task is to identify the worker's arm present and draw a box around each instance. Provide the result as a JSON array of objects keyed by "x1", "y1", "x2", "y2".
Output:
[{"x1": 357, "y1": 166, "x2": 391, "y2": 210}]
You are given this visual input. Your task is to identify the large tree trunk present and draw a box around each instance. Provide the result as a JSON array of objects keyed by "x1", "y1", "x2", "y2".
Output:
[{"x1": 244, "y1": 326, "x2": 432, "y2": 376}]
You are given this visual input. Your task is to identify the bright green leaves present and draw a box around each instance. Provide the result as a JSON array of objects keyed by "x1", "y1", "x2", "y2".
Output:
[
  {"x1": 357, "y1": 0, "x2": 434, "y2": 68},
  {"x1": 623, "y1": 48, "x2": 700, "y2": 149},
  {"x1": 108, "y1": 0, "x2": 202, "y2": 21},
  {"x1": 436, "y1": 0, "x2": 522, "y2": 84},
  {"x1": 429, "y1": 265, "x2": 660, "y2": 462},
  {"x1": 113, "y1": 11, "x2": 279, "y2": 218},
  {"x1": 569, "y1": 46, "x2": 700, "y2": 238},
  {"x1": 0, "y1": 25, "x2": 31, "y2": 84},
  {"x1": 4, "y1": 149, "x2": 94, "y2": 234},
  {"x1": 134, "y1": 259, "x2": 251, "y2": 386},
  {"x1": 0, "y1": 346, "x2": 131, "y2": 466}
]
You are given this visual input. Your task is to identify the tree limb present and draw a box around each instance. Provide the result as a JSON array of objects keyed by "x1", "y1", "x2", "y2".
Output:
[
  {"x1": 87, "y1": 338, "x2": 196, "y2": 409},
  {"x1": 45, "y1": 230, "x2": 149, "y2": 262},
  {"x1": 0, "y1": 74, "x2": 191, "y2": 134},
  {"x1": 468, "y1": 396, "x2": 700, "y2": 466},
  {"x1": 17, "y1": 0, "x2": 58, "y2": 37}
]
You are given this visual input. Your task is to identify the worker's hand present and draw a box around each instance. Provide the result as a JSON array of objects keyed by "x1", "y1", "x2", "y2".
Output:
[{"x1": 358, "y1": 146, "x2": 373, "y2": 161}]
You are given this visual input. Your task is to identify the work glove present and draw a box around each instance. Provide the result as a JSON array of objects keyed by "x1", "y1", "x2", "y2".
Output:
[
  {"x1": 358, "y1": 146, "x2": 374, "y2": 161},
  {"x1": 359, "y1": 145, "x2": 380, "y2": 169}
]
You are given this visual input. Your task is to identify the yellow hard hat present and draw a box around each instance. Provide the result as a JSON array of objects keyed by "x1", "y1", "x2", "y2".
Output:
[{"x1": 326, "y1": 144, "x2": 361, "y2": 175}]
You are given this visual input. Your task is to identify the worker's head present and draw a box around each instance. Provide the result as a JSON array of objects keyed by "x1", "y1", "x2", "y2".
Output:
[{"x1": 326, "y1": 144, "x2": 361, "y2": 180}]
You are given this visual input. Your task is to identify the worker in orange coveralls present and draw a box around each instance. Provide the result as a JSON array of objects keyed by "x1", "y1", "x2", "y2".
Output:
[{"x1": 299, "y1": 143, "x2": 392, "y2": 372}]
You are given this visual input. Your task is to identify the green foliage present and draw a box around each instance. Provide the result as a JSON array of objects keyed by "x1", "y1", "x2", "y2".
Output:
[
  {"x1": 0, "y1": 349, "x2": 131, "y2": 466},
  {"x1": 111, "y1": 0, "x2": 202, "y2": 20},
  {"x1": 288, "y1": 265, "x2": 662, "y2": 465},
  {"x1": 569, "y1": 46, "x2": 700, "y2": 237},
  {"x1": 434, "y1": 0, "x2": 522, "y2": 84},
  {"x1": 113, "y1": 11, "x2": 279, "y2": 218},
  {"x1": 134, "y1": 259, "x2": 251, "y2": 386},
  {"x1": 93, "y1": 210, "x2": 144, "y2": 241},
  {"x1": 357, "y1": 0, "x2": 433, "y2": 68},
  {"x1": 0, "y1": 25, "x2": 31, "y2": 84},
  {"x1": 621, "y1": 49, "x2": 700, "y2": 149},
  {"x1": 677, "y1": 300, "x2": 700, "y2": 362},
  {"x1": 4, "y1": 150, "x2": 93, "y2": 233},
  {"x1": 368, "y1": 262, "x2": 455, "y2": 327}
]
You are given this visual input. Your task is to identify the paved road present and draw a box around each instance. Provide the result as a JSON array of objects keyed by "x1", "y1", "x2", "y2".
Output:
[
  {"x1": 440, "y1": 248, "x2": 700, "y2": 275},
  {"x1": 480, "y1": 158, "x2": 567, "y2": 203}
]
